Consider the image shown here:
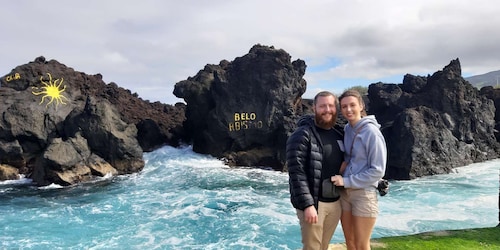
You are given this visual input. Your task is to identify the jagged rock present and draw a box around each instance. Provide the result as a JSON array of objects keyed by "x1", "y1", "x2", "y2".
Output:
[
  {"x1": 174, "y1": 44, "x2": 307, "y2": 170},
  {"x1": 0, "y1": 56, "x2": 184, "y2": 185},
  {"x1": 94, "y1": 82, "x2": 186, "y2": 151},
  {"x1": 479, "y1": 86, "x2": 500, "y2": 141},
  {"x1": 0, "y1": 164, "x2": 19, "y2": 181},
  {"x1": 4, "y1": 53, "x2": 494, "y2": 184},
  {"x1": 368, "y1": 59, "x2": 500, "y2": 179}
]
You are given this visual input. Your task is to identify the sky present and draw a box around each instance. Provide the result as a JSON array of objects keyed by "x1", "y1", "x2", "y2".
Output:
[{"x1": 1, "y1": 0, "x2": 500, "y2": 104}]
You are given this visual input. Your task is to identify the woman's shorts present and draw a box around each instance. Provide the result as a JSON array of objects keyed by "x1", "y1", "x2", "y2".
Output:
[{"x1": 340, "y1": 188, "x2": 378, "y2": 217}]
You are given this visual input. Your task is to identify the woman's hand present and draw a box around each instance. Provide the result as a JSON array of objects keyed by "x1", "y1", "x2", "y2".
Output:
[
  {"x1": 339, "y1": 161, "x2": 347, "y2": 174},
  {"x1": 330, "y1": 175, "x2": 344, "y2": 186}
]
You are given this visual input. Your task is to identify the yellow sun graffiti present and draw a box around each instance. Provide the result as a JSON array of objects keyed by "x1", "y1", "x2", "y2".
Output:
[{"x1": 32, "y1": 73, "x2": 69, "y2": 108}]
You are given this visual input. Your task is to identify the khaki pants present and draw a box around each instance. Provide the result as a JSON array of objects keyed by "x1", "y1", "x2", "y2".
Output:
[{"x1": 297, "y1": 201, "x2": 341, "y2": 250}]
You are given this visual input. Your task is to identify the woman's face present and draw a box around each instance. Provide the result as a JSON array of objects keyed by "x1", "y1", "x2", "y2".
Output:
[{"x1": 340, "y1": 96, "x2": 363, "y2": 125}]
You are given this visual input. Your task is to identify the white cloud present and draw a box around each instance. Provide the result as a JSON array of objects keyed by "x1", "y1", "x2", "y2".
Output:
[{"x1": 1, "y1": 0, "x2": 499, "y2": 104}]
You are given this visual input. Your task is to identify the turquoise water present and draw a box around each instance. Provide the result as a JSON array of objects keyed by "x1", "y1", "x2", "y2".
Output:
[{"x1": 1, "y1": 146, "x2": 498, "y2": 249}]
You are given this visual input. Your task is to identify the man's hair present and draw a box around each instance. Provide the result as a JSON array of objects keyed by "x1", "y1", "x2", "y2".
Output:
[
  {"x1": 313, "y1": 91, "x2": 338, "y2": 106},
  {"x1": 339, "y1": 89, "x2": 367, "y2": 116}
]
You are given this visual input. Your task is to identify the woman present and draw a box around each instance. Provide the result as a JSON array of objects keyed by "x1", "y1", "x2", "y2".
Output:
[{"x1": 331, "y1": 89, "x2": 387, "y2": 250}]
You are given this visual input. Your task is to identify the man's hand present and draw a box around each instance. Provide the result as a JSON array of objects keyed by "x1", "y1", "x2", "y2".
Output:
[{"x1": 304, "y1": 205, "x2": 318, "y2": 224}]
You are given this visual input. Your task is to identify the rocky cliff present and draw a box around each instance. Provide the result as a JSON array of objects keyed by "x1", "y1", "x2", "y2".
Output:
[
  {"x1": 174, "y1": 48, "x2": 500, "y2": 179},
  {"x1": 480, "y1": 86, "x2": 500, "y2": 142},
  {"x1": 174, "y1": 44, "x2": 308, "y2": 170},
  {"x1": 368, "y1": 59, "x2": 500, "y2": 179},
  {"x1": 1, "y1": 49, "x2": 498, "y2": 184},
  {"x1": 0, "y1": 57, "x2": 185, "y2": 185}
]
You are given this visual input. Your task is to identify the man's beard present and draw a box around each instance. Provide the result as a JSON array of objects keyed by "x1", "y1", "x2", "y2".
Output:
[{"x1": 315, "y1": 112, "x2": 336, "y2": 128}]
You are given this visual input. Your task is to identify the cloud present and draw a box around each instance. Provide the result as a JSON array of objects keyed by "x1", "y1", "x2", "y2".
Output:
[{"x1": 1, "y1": 0, "x2": 499, "y2": 103}]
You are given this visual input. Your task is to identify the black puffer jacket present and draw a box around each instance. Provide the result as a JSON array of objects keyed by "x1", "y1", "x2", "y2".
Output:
[{"x1": 286, "y1": 115, "x2": 343, "y2": 210}]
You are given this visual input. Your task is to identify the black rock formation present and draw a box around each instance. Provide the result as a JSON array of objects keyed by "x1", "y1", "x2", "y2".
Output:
[
  {"x1": 174, "y1": 44, "x2": 308, "y2": 170},
  {"x1": 368, "y1": 59, "x2": 500, "y2": 179},
  {"x1": 0, "y1": 57, "x2": 185, "y2": 185},
  {"x1": 174, "y1": 47, "x2": 499, "y2": 180},
  {"x1": 479, "y1": 86, "x2": 500, "y2": 142},
  {"x1": 4, "y1": 52, "x2": 495, "y2": 184}
]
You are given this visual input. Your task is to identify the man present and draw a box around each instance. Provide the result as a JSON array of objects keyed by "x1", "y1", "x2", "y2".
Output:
[{"x1": 286, "y1": 91, "x2": 345, "y2": 250}]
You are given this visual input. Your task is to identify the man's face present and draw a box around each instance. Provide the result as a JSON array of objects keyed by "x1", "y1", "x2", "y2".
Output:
[{"x1": 313, "y1": 95, "x2": 337, "y2": 129}]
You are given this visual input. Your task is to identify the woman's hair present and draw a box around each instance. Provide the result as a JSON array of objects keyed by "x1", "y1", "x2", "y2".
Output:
[{"x1": 339, "y1": 89, "x2": 367, "y2": 117}]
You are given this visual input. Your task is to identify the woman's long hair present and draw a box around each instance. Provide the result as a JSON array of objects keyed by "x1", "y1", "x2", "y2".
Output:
[{"x1": 338, "y1": 89, "x2": 367, "y2": 117}]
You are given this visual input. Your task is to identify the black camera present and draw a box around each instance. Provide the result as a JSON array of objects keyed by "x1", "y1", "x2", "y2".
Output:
[{"x1": 377, "y1": 179, "x2": 389, "y2": 196}]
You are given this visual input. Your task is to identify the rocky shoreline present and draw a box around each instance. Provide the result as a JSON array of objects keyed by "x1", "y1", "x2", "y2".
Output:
[{"x1": 1, "y1": 45, "x2": 499, "y2": 185}]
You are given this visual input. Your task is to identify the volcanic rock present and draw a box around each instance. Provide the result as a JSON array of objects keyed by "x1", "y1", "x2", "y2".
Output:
[
  {"x1": 0, "y1": 56, "x2": 185, "y2": 185},
  {"x1": 367, "y1": 59, "x2": 500, "y2": 179},
  {"x1": 174, "y1": 44, "x2": 308, "y2": 170},
  {"x1": 0, "y1": 164, "x2": 18, "y2": 181},
  {"x1": 479, "y1": 86, "x2": 500, "y2": 142}
]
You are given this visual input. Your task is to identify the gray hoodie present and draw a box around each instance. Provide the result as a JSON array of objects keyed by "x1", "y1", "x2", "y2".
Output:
[{"x1": 343, "y1": 115, "x2": 387, "y2": 189}]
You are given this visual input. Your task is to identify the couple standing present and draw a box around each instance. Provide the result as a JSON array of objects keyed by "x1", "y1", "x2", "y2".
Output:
[{"x1": 287, "y1": 90, "x2": 387, "y2": 250}]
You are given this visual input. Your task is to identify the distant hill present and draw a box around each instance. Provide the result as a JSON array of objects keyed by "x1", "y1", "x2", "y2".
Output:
[{"x1": 465, "y1": 70, "x2": 500, "y2": 89}]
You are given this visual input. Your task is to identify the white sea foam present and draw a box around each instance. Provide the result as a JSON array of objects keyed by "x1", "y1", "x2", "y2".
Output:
[
  {"x1": 0, "y1": 146, "x2": 498, "y2": 249},
  {"x1": 0, "y1": 175, "x2": 31, "y2": 185},
  {"x1": 374, "y1": 159, "x2": 499, "y2": 237},
  {"x1": 37, "y1": 183, "x2": 64, "y2": 189}
]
